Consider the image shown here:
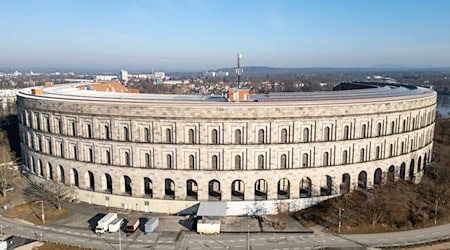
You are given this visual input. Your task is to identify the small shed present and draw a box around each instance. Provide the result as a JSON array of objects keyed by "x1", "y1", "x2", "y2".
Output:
[{"x1": 196, "y1": 202, "x2": 227, "y2": 235}]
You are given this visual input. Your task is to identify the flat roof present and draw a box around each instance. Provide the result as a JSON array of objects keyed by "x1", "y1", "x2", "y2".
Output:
[
  {"x1": 197, "y1": 202, "x2": 227, "y2": 217},
  {"x1": 17, "y1": 81, "x2": 435, "y2": 105}
]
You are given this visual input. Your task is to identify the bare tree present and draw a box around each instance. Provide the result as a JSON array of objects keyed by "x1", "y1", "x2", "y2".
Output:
[
  {"x1": 26, "y1": 179, "x2": 74, "y2": 210},
  {"x1": 0, "y1": 129, "x2": 16, "y2": 198}
]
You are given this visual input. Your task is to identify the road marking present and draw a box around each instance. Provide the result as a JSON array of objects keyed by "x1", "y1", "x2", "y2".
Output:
[
  {"x1": 137, "y1": 239, "x2": 142, "y2": 242},
  {"x1": 229, "y1": 240, "x2": 235, "y2": 242},
  {"x1": 432, "y1": 232, "x2": 440, "y2": 235},
  {"x1": 75, "y1": 239, "x2": 83, "y2": 242},
  {"x1": 17, "y1": 228, "x2": 23, "y2": 231},
  {"x1": 59, "y1": 236, "x2": 67, "y2": 239},
  {"x1": 416, "y1": 234, "x2": 425, "y2": 237}
]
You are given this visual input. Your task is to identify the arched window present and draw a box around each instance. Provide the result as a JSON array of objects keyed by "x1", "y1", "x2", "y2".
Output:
[
  {"x1": 324, "y1": 127, "x2": 330, "y2": 141},
  {"x1": 189, "y1": 155, "x2": 195, "y2": 169},
  {"x1": 361, "y1": 124, "x2": 367, "y2": 138},
  {"x1": 166, "y1": 154, "x2": 173, "y2": 169},
  {"x1": 343, "y1": 125, "x2": 349, "y2": 140},
  {"x1": 166, "y1": 128, "x2": 172, "y2": 144},
  {"x1": 303, "y1": 128, "x2": 310, "y2": 142},
  {"x1": 144, "y1": 128, "x2": 150, "y2": 142},
  {"x1": 59, "y1": 166, "x2": 65, "y2": 184},
  {"x1": 280, "y1": 154, "x2": 287, "y2": 169},
  {"x1": 375, "y1": 146, "x2": 381, "y2": 159},
  {"x1": 48, "y1": 163, "x2": 53, "y2": 180},
  {"x1": 257, "y1": 155, "x2": 265, "y2": 169},
  {"x1": 402, "y1": 119, "x2": 407, "y2": 132},
  {"x1": 105, "y1": 173, "x2": 112, "y2": 193},
  {"x1": 124, "y1": 152, "x2": 130, "y2": 166},
  {"x1": 377, "y1": 123, "x2": 382, "y2": 136},
  {"x1": 106, "y1": 150, "x2": 111, "y2": 164},
  {"x1": 211, "y1": 155, "x2": 219, "y2": 170},
  {"x1": 211, "y1": 129, "x2": 218, "y2": 144},
  {"x1": 235, "y1": 155, "x2": 242, "y2": 170},
  {"x1": 87, "y1": 124, "x2": 92, "y2": 138},
  {"x1": 235, "y1": 129, "x2": 242, "y2": 144},
  {"x1": 281, "y1": 128, "x2": 288, "y2": 143},
  {"x1": 389, "y1": 143, "x2": 394, "y2": 157},
  {"x1": 38, "y1": 159, "x2": 43, "y2": 177},
  {"x1": 87, "y1": 171, "x2": 95, "y2": 190},
  {"x1": 360, "y1": 148, "x2": 365, "y2": 162},
  {"x1": 342, "y1": 150, "x2": 348, "y2": 164},
  {"x1": 72, "y1": 168, "x2": 79, "y2": 187},
  {"x1": 302, "y1": 153, "x2": 309, "y2": 167},
  {"x1": 104, "y1": 125, "x2": 110, "y2": 140},
  {"x1": 401, "y1": 141, "x2": 405, "y2": 154},
  {"x1": 323, "y1": 152, "x2": 329, "y2": 166},
  {"x1": 391, "y1": 121, "x2": 395, "y2": 134},
  {"x1": 145, "y1": 153, "x2": 151, "y2": 168},
  {"x1": 123, "y1": 127, "x2": 130, "y2": 141},
  {"x1": 188, "y1": 129, "x2": 195, "y2": 144},
  {"x1": 258, "y1": 129, "x2": 265, "y2": 144},
  {"x1": 124, "y1": 176, "x2": 132, "y2": 196},
  {"x1": 144, "y1": 177, "x2": 152, "y2": 197}
]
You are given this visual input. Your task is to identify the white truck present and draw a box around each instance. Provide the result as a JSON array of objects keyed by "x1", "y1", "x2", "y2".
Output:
[
  {"x1": 95, "y1": 213, "x2": 117, "y2": 234},
  {"x1": 108, "y1": 218, "x2": 123, "y2": 233}
]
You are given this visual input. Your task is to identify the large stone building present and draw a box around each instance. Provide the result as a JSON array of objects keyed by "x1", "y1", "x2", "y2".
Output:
[{"x1": 17, "y1": 82, "x2": 436, "y2": 214}]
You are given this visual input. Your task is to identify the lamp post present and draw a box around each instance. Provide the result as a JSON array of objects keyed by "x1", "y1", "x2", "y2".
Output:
[
  {"x1": 247, "y1": 224, "x2": 250, "y2": 250},
  {"x1": 119, "y1": 226, "x2": 122, "y2": 250}
]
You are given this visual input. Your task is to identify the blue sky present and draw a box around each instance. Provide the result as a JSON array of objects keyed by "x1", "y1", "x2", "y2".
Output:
[{"x1": 1, "y1": 0, "x2": 450, "y2": 71}]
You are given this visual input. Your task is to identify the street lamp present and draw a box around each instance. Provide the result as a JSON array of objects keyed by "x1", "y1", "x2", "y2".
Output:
[{"x1": 247, "y1": 224, "x2": 250, "y2": 250}]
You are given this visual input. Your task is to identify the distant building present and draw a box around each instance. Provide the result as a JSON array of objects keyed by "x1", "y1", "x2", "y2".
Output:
[
  {"x1": 203, "y1": 71, "x2": 229, "y2": 77},
  {"x1": 154, "y1": 72, "x2": 165, "y2": 79},
  {"x1": 95, "y1": 75, "x2": 118, "y2": 82},
  {"x1": 120, "y1": 70, "x2": 128, "y2": 83},
  {"x1": 163, "y1": 80, "x2": 183, "y2": 85}
]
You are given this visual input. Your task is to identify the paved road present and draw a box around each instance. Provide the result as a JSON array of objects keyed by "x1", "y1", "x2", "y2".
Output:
[
  {"x1": 1, "y1": 216, "x2": 450, "y2": 249},
  {"x1": 342, "y1": 223, "x2": 450, "y2": 248}
]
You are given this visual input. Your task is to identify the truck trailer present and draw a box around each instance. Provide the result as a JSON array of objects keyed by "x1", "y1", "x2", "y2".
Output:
[
  {"x1": 95, "y1": 213, "x2": 117, "y2": 234},
  {"x1": 126, "y1": 216, "x2": 140, "y2": 233},
  {"x1": 108, "y1": 218, "x2": 123, "y2": 233},
  {"x1": 144, "y1": 217, "x2": 159, "y2": 234}
]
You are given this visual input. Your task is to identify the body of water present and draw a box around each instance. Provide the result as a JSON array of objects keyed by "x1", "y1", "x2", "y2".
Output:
[{"x1": 437, "y1": 94, "x2": 450, "y2": 117}]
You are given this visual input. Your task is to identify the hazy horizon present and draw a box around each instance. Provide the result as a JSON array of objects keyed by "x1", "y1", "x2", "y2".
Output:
[{"x1": 2, "y1": 0, "x2": 450, "y2": 71}]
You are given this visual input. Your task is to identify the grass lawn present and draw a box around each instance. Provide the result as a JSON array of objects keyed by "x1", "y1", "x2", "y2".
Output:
[
  {"x1": 4, "y1": 201, "x2": 70, "y2": 225},
  {"x1": 33, "y1": 242, "x2": 90, "y2": 250}
]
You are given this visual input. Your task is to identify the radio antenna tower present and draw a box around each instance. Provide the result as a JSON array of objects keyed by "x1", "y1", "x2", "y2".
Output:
[{"x1": 236, "y1": 53, "x2": 243, "y2": 88}]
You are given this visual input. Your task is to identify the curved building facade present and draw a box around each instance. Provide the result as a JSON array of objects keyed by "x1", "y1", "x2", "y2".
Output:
[{"x1": 17, "y1": 82, "x2": 436, "y2": 214}]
